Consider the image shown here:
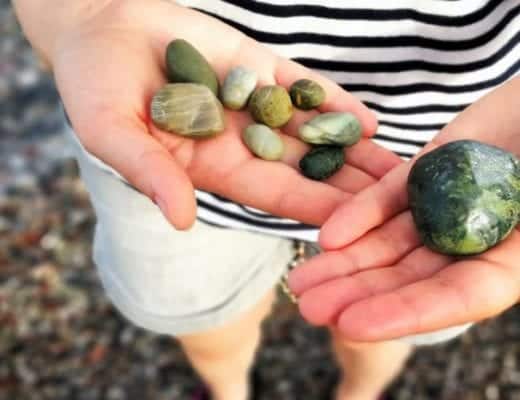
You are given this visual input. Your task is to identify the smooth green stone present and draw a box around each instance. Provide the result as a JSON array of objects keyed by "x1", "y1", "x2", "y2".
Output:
[
  {"x1": 408, "y1": 140, "x2": 520, "y2": 256},
  {"x1": 221, "y1": 66, "x2": 257, "y2": 110},
  {"x1": 299, "y1": 146, "x2": 345, "y2": 181},
  {"x1": 299, "y1": 112, "x2": 361, "y2": 146},
  {"x1": 166, "y1": 39, "x2": 219, "y2": 96},
  {"x1": 248, "y1": 85, "x2": 293, "y2": 128},
  {"x1": 289, "y1": 79, "x2": 325, "y2": 110},
  {"x1": 150, "y1": 83, "x2": 225, "y2": 138},
  {"x1": 242, "y1": 124, "x2": 284, "y2": 161}
]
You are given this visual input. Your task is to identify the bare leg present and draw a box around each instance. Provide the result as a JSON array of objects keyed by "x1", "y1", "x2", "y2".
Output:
[
  {"x1": 178, "y1": 289, "x2": 275, "y2": 400},
  {"x1": 330, "y1": 329, "x2": 412, "y2": 400}
]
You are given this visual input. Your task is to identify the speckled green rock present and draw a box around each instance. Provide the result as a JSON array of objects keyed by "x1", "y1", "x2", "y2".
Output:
[
  {"x1": 299, "y1": 113, "x2": 361, "y2": 146},
  {"x1": 289, "y1": 79, "x2": 325, "y2": 110},
  {"x1": 299, "y1": 146, "x2": 345, "y2": 181},
  {"x1": 242, "y1": 124, "x2": 284, "y2": 161},
  {"x1": 221, "y1": 66, "x2": 258, "y2": 110},
  {"x1": 166, "y1": 39, "x2": 219, "y2": 96},
  {"x1": 248, "y1": 85, "x2": 293, "y2": 128},
  {"x1": 408, "y1": 140, "x2": 520, "y2": 256},
  {"x1": 150, "y1": 83, "x2": 225, "y2": 138}
]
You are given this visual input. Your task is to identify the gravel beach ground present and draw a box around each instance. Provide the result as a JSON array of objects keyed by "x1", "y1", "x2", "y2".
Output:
[{"x1": 3, "y1": 2, "x2": 520, "y2": 399}]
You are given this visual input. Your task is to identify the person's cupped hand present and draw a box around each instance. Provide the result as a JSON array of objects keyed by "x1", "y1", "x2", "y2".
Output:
[
  {"x1": 289, "y1": 76, "x2": 520, "y2": 342},
  {"x1": 47, "y1": 0, "x2": 401, "y2": 229}
]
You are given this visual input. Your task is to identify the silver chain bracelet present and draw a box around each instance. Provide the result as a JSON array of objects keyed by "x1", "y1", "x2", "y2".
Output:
[{"x1": 279, "y1": 240, "x2": 307, "y2": 304}]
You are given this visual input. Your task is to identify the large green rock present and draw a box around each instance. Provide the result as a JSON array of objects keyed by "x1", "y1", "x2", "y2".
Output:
[
  {"x1": 166, "y1": 39, "x2": 219, "y2": 96},
  {"x1": 408, "y1": 140, "x2": 520, "y2": 255}
]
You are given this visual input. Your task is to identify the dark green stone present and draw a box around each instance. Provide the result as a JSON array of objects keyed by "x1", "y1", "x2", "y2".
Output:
[
  {"x1": 299, "y1": 146, "x2": 345, "y2": 181},
  {"x1": 408, "y1": 140, "x2": 520, "y2": 256},
  {"x1": 166, "y1": 39, "x2": 219, "y2": 96},
  {"x1": 289, "y1": 79, "x2": 326, "y2": 110}
]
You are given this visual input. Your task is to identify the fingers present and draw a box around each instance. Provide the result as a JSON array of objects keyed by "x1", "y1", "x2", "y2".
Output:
[
  {"x1": 296, "y1": 246, "x2": 451, "y2": 326},
  {"x1": 152, "y1": 106, "x2": 380, "y2": 225},
  {"x1": 198, "y1": 153, "x2": 347, "y2": 226},
  {"x1": 283, "y1": 109, "x2": 402, "y2": 180},
  {"x1": 323, "y1": 163, "x2": 377, "y2": 193},
  {"x1": 318, "y1": 78, "x2": 520, "y2": 251},
  {"x1": 270, "y1": 132, "x2": 378, "y2": 193},
  {"x1": 289, "y1": 211, "x2": 421, "y2": 295},
  {"x1": 276, "y1": 133, "x2": 378, "y2": 192},
  {"x1": 274, "y1": 57, "x2": 378, "y2": 138},
  {"x1": 79, "y1": 113, "x2": 197, "y2": 230},
  {"x1": 344, "y1": 139, "x2": 403, "y2": 179},
  {"x1": 319, "y1": 160, "x2": 412, "y2": 250},
  {"x1": 335, "y1": 233, "x2": 520, "y2": 342},
  {"x1": 282, "y1": 106, "x2": 401, "y2": 181}
]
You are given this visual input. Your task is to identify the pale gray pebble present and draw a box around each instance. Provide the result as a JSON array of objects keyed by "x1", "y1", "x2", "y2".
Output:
[
  {"x1": 299, "y1": 112, "x2": 361, "y2": 146},
  {"x1": 242, "y1": 124, "x2": 284, "y2": 161},
  {"x1": 221, "y1": 66, "x2": 258, "y2": 110}
]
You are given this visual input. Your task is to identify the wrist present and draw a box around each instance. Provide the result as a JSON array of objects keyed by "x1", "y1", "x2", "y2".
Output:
[{"x1": 13, "y1": 0, "x2": 114, "y2": 68}]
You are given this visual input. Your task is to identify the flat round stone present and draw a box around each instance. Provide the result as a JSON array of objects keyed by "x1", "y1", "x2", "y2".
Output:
[{"x1": 150, "y1": 83, "x2": 225, "y2": 138}]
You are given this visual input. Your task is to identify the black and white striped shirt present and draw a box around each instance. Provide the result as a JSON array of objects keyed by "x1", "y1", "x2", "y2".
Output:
[{"x1": 138, "y1": 1, "x2": 516, "y2": 241}]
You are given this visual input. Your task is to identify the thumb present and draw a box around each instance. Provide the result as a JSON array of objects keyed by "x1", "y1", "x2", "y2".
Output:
[{"x1": 75, "y1": 112, "x2": 196, "y2": 230}]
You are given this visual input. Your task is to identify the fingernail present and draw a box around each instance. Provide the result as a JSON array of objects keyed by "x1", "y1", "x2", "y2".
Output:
[{"x1": 154, "y1": 195, "x2": 168, "y2": 217}]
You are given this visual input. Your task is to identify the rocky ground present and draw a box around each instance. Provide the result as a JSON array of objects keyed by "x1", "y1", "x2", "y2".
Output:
[{"x1": 3, "y1": 2, "x2": 520, "y2": 399}]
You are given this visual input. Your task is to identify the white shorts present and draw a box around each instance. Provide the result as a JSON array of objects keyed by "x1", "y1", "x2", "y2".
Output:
[{"x1": 67, "y1": 128, "x2": 472, "y2": 344}]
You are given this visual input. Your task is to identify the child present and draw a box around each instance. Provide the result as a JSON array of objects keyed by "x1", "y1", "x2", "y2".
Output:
[{"x1": 13, "y1": 0, "x2": 520, "y2": 399}]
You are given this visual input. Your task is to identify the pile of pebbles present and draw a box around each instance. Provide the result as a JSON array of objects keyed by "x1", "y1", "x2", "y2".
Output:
[{"x1": 151, "y1": 39, "x2": 362, "y2": 181}]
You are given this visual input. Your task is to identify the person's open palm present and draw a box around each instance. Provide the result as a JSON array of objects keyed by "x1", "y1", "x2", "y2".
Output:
[
  {"x1": 289, "y1": 77, "x2": 520, "y2": 341},
  {"x1": 48, "y1": 0, "x2": 401, "y2": 229}
]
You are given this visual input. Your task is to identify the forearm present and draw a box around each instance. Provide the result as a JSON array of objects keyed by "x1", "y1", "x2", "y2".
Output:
[{"x1": 13, "y1": 0, "x2": 114, "y2": 66}]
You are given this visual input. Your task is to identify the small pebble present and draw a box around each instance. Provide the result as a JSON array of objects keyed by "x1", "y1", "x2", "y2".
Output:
[
  {"x1": 299, "y1": 146, "x2": 345, "y2": 180},
  {"x1": 150, "y1": 83, "x2": 225, "y2": 138},
  {"x1": 242, "y1": 124, "x2": 284, "y2": 161},
  {"x1": 248, "y1": 85, "x2": 293, "y2": 128},
  {"x1": 289, "y1": 79, "x2": 325, "y2": 110},
  {"x1": 165, "y1": 39, "x2": 219, "y2": 95},
  {"x1": 299, "y1": 112, "x2": 361, "y2": 146},
  {"x1": 221, "y1": 66, "x2": 257, "y2": 110}
]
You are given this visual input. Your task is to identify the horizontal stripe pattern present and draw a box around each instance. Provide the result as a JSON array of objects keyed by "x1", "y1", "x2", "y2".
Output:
[
  {"x1": 289, "y1": 34, "x2": 520, "y2": 74},
  {"x1": 192, "y1": 1, "x2": 519, "y2": 46},
  {"x1": 180, "y1": 1, "x2": 520, "y2": 239},
  {"x1": 193, "y1": 0, "x2": 507, "y2": 26}
]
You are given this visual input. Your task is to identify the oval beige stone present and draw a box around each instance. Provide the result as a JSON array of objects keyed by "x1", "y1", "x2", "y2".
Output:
[
  {"x1": 242, "y1": 124, "x2": 284, "y2": 161},
  {"x1": 150, "y1": 83, "x2": 225, "y2": 138}
]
